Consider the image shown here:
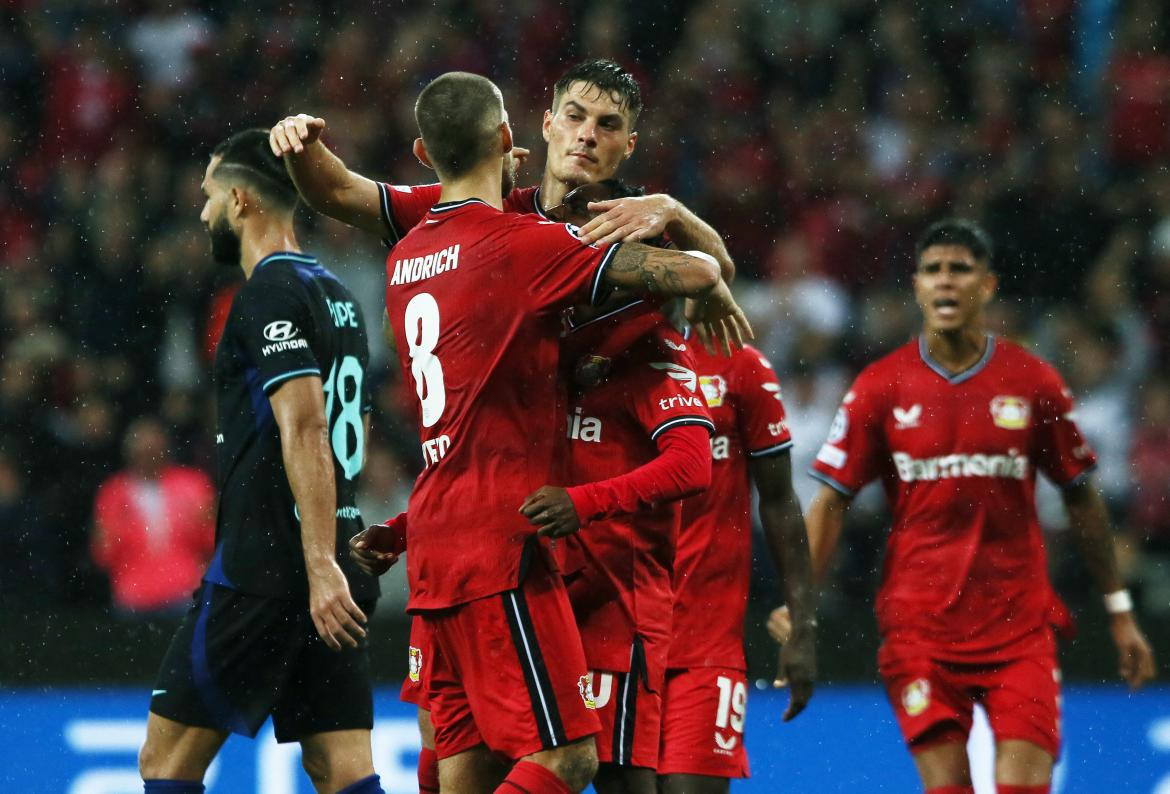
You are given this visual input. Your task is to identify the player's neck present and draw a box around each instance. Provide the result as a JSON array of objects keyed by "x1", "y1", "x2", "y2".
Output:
[
  {"x1": 923, "y1": 327, "x2": 989, "y2": 373},
  {"x1": 439, "y1": 171, "x2": 504, "y2": 211},
  {"x1": 539, "y1": 172, "x2": 571, "y2": 209},
  {"x1": 239, "y1": 222, "x2": 301, "y2": 280}
]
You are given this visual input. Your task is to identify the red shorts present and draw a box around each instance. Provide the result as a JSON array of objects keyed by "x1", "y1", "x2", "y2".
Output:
[
  {"x1": 398, "y1": 616, "x2": 431, "y2": 711},
  {"x1": 587, "y1": 640, "x2": 661, "y2": 769},
  {"x1": 878, "y1": 641, "x2": 1062, "y2": 757},
  {"x1": 422, "y1": 565, "x2": 601, "y2": 761},
  {"x1": 657, "y1": 667, "x2": 750, "y2": 778}
]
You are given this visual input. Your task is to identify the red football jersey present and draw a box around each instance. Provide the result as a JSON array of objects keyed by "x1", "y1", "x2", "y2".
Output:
[
  {"x1": 561, "y1": 321, "x2": 714, "y2": 681},
  {"x1": 377, "y1": 182, "x2": 546, "y2": 243},
  {"x1": 669, "y1": 341, "x2": 794, "y2": 670},
  {"x1": 384, "y1": 198, "x2": 621, "y2": 610},
  {"x1": 810, "y1": 336, "x2": 1097, "y2": 661}
]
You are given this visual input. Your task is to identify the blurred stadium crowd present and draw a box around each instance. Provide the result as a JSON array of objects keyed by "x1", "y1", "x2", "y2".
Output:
[{"x1": 2, "y1": 0, "x2": 1169, "y2": 632}]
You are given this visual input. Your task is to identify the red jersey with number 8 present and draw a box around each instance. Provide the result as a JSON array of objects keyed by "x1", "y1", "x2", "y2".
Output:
[{"x1": 384, "y1": 198, "x2": 620, "y2": 610}]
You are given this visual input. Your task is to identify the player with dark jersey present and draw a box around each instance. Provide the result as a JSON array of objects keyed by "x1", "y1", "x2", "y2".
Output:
[
  {"x1": 138, "y1": 130, "x2": 385, "y2": 794},
  {"x1": 657, "y1": 338, "x2": 816, "y2": 793},
  {"x1": 375, "y1": 73, "x2": 746, "y2": 794},
  {"x1": 801, "y1": 220, "x2": 1155, "y2": 794}
]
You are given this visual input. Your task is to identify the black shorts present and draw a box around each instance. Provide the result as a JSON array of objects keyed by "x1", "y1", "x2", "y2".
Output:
[{"x1": 149, "y1": 582, "x2": 375, "y2": 743}]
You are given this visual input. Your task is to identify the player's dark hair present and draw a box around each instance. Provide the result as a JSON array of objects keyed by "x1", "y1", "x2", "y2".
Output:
[
  {"x1": 915, "y1": 219, "x2": 994, "y2": 267},
  {"x1": 415, "y1": 72, "x2": 504, "y2": 179},
  {"x1": 553, "y1": 59, "x2": 643, "y2": 128},
  {"x1": 210, "y1": 129, "x2": 299, "y2": 212}
]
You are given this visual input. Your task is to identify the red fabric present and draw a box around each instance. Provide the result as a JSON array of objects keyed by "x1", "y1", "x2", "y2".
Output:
[
  {"x1": 92, "y1": 466, "x2": 215, "y2": 611},
  {"x1": 202, "y1": 282, "x2": 240, "y2": 364},
  {"x1": 416, "y1": 746, "x2": 439, "y2": 794},
  {"x1": 879, "y1": 638, "x2": 1062, "y2": 757},
  {"x1": 925, "y1": 787, "x2": 975, "y2": 794},
  {"x1": 383, "y1": 182, "x2": 541, "y2": 236},
  {"x1": 811, "y1": 337, "x2": 1096, "y2": 662},
  {"x1": 371, "y1": 511, "x2": 409, "y2": 555},
  {"x1": 399, "y1": 616, "x2": 431, "y2": 710},
  {"x1": 495, "y1": 761, "x2": 573, "y2": 794},
  {"x1": 657, "y1": 667, "x2": 750, "y2": 778},
  {"x1": 384, "y1": 200, "x2": 618, "y2": 610},
  {"x1": 584, "y1": 666, "x2": 661, "y2": 768},
  {"x1": 670, "y1": 343, "x2": 791, "y2": 670},
  {"x1": 424, "y1": 559, "x2": 599, "y2": 760},
  {"x1": 996, "y1": 786, "x2": 1049, "y2": 794}
]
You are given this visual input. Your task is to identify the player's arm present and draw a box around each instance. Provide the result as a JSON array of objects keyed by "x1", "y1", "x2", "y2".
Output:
[
  {"x1": 268, "y1": 114, "x2": 386, "y2": 237},
  {"x1": 1060, "y1": 479, "x2": 1156, "y2": 689},
  {"x1": 349, "y1": 511, "x2": 407, "y2": 577},
  {"x1": 751, "y1": 451, "x2": 816, "y2": 721},
  {"x1": 520, "y1": 424, "x2": 712, "y2": 538},
  {"x1": 578, "y1": 194, "x2": 736, "y2": 282},
  {"x1": 269, "y1": 375, "x2": 368, "y2": 650}
]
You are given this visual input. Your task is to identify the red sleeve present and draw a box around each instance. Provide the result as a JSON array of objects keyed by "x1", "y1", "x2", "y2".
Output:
[
  {"x1": 1032, "y1": 366, "x2": 1098, "y2": 487},
  {"x1": 509, "y1": 218, "x2": 623, "y2": 310},
  {"x1": 624, "y1": 327, "x2": 714, "y2": 441},
  {"x1": 370, "y1": 511, "x2": 408, "y2": 554},
  {"x1": 91, "y1": 478, "x2": 120, "y2": 569},
  {"x1": 566, "y1": 424, "x2": 712, "y2": 522},
  {"x1": 732, "y1": 346, "x2": 794, "y2": 457},
  {"x1": 809, "y1": 367, "x2": 888, "y2": 496},
  {"x1": 376, "y1": 182, "x2": 442, "y2": 245}
]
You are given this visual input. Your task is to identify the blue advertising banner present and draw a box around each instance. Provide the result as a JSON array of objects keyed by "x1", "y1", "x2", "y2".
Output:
[{"x1": 0, "y1": 686, "x2": 1165, "y2": 793}]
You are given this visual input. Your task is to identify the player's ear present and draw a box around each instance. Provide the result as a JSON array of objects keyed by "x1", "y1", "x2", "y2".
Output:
[
  {"x1": 413, "y1": 138, "x2": 435, "y2": 171},
  {"x1": 982, "y1": 268, "x2": 998, "y2": 301},
  {"x1": 624, "y1": 129, "x2": 638, "y2": 160},
  {"x1": 499, "y1": 121, "x2": 513, "y2": 155},
  {"x1": 227, "y1": 185, "x2": 247, "y2": 220},
  {"x1": 542, "y1": 109, "x2": 553, "y2": 143}
]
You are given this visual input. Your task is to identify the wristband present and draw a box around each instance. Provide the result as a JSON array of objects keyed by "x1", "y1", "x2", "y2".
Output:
[{"x1": 1103, "y1": 589, "x2": 1133, "y2": 614}]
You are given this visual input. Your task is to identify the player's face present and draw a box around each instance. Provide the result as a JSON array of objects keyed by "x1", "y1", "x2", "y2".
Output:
[
  {"x1": 913, "y1": 244, "x2": 997, "y2": 332},
  {"x1": 543, "y1": 81, "x2": 637, "y2": 187},
  {"x1": 200, "y1": 156, "x2": 242, "y2": 266}
]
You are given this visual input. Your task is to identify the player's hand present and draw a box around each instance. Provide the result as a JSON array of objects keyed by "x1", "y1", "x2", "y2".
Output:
[
  {"x1": 772, "y1": 607, "x2": 817, "y2": 722},
  {"x1": 1109, "y1": 612, "x2": 1156, "y2": 690},
  {"x1": 348, "y1": 526, "x2": 401, "y2": 577},
  {"x1": 511, "y1": 146, "x2": 531, "y2": 169},
  {"x1": 685, "y1": 278, "x2": 753, "y2": 356},
  {"x1": 269, "y1": 114, "x2": 326, "y2": 157},
  {"x1": 577, "y1": 194, "x2": 677, "y2": 245},
  {"x1": 307, "y1": 560, "x2": 367, "y2": 651},
  {"x1": 519, "y1": 486, "x2": 582, "y2": 538},
  {"x1": 767, "y1": 605, "x2": 792, "y2": 644}
]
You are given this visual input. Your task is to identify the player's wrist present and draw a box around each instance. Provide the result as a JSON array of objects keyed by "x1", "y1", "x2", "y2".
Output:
[{"x1": 1103, "y1": 588, "x2": 1134, "y2": 615}]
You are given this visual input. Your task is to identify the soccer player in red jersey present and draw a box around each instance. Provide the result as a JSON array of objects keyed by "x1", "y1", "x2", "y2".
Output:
[
  {"x1": 800, "y1": 219, "x2": 1156, "y2": 794},
  {"x1": 372, "y1": 72, "x2": 748, "y2": 794},
  {"x1": 656, "y1": 335, "x2": 817, "y2": 794}
]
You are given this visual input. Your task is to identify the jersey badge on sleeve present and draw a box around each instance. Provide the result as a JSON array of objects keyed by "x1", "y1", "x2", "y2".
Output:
[
  {"x1": 893, "y1": 404, "x2": 922, "y2": 430},
  {"x1": 827, "y1": 407, "x2": 848, "y2": 444},
  {"x1": 990, "y1": 396, "x2": 1030, "y2": 430},
  {"x1": 902, "y1": 678, "x2": 931, "y2": 717},
  {"x1": 699, "y1": 374, "x2": 727, "y2": 407}
]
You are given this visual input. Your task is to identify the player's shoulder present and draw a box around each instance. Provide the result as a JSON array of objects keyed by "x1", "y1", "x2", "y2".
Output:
[
  {"x1": 503, "y1": 185, "x2": 541, "y2": 215},
  {"x1": 729, "y1": 343, "x2": 779, "y2": 376},
  {"x1": 856, "y1": 339, "x2": 918, "y2": 385},
  {"x1": 992, "y1": 336, "x2": 1067, "y2": 390}
]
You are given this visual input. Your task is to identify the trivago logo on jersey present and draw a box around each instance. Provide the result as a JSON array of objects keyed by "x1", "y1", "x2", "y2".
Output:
[
  {"x1": 892, "y1": 450, "x2": 1029, "y2": 482},
  {"x1": 260, "y1": 320, "x2": 309, "y2": 356}
]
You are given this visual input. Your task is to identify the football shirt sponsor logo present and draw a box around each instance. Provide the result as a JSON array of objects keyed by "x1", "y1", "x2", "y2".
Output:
[
  {"x1": 902, "y1": 678, "x2": 931, "y2": 716},
  {"x1": 990, "y1": 395, "x2": 1030, "y2": 429},
  {"x1": 408, "y1": 646, "x2": 423, "y2": 682},
  {"x1": 263, "y1": 320, "x2": 298, "y2": 341},
  {"x1": 892, "y1": 450, "x2": 1029, "y2": 482},
  {"x1": 567, "y1": 407, "x2": 602, "y2": 442},
  {"x1": 767, "y1": 420, "x2": 787, "y2": 437},
  {"x1": 712, "y1": 435, "x2": 730, "y2": 460},
  {"x1": 699, "y1": 374, "x2": 727, "y2": 407},
  {"x1": 893, "y1": 404, "x2": 922, "y2": 429}
]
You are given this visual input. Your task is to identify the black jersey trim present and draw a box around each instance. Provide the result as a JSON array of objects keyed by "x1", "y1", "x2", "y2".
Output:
[
  {"x1": 533, "y1": 186, "x2": 552, "y2": 219},
  {"x1": 429, "y1": 197, "x2": 491, "y2": 213},
  {"x1": 503, "y1": 589, "x2": 567, "y2": 749},
  {"x1": 590, "y1": 243, "x2": 623, "y2": 307},
  {"x1": 255, "y1": 251, "x2": 319, "y2": 270},
  {"x1": 808, "y1": 468, "x2": 856, "y2": 497},
  {"x1": 262, "y1": 367, "x2": 321, "y2": 393},
  {"x1": 1058, "y1": 463, "x2": 1098, "y2": 490},
  {"x1": 650, "y1": 415, "x2": 716, "y2": 441},
  {"x1": 565, "y1": 297, "x2": 646, "y2": 333},
  {"x1": 747, "y1": 440, "x2": 794, "y2": 458},
  {"x1": 919, "y1": 334, "x2": 996, "y2": 385},
  {"x1": 377, "y1": 182, "x2": 403, "y2": 246}
]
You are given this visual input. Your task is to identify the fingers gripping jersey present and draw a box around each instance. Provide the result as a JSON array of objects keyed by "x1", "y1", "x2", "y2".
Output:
[
  {"x1": 208, "y1": 252, "x2": 376, "y2": 601},
  {"x1": 560, "y1": 322, "x2": 714, "y2": 683},
  {"x1": 384, "y1": 200, "x2": 620, "y2": 609},
  {"x1": 810, "y1": 336, "x2": 1097, "y2": 660},
  {"x1": 669, "y1": 342, "x2": 793, "y2": 670}
]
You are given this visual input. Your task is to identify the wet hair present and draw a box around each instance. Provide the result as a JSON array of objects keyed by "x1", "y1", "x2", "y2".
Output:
[
  {"x1": 552, "y1": 59, "x2": 643, "y2": 128},
  {"x1": 915, "y1": 219, "x2": 994, "y2": 267},
  {"x1": 210, "y1": 129, "x2": 299, "y2": 211},
  {"x1": 415, "y1": 72, "x2": 504, "y2": 179}
]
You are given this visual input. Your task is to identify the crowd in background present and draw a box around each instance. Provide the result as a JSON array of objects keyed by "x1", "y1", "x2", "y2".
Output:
[{"x1": 2, "y1": 0, "x2": 1169, "y2": 633}]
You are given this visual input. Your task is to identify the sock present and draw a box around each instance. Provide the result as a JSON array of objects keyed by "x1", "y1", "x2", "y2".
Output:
[
  {"x1": 143, "y1": 782, "x2": 204, "y2": 794},
  {"x1": 997, "y1": 786, "x2": 1049, "y2": 794},
  {"x1": 337, "y1": 774, "x2": 384, "y2": 794},
  {"x1": 418, "y1": 747, "x2": 440, "y2": 794},
  {"x1": 925, "y1": 788, "x2": 974, "y2": 794},
  {"x1": 494, "y1": 760, "x2": 574, "y2": 794}
]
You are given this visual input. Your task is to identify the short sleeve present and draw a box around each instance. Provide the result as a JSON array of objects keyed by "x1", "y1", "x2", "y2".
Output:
[
  {"x1": 731, "y1": 347, "x2": 793, "y2": 457},
  {"x1": 510, "y1": 220, "x2": 622, "y2": 311},
  {"x1": 235, "y1": 280, "x2": 321, "y2": 394},
  {"x1": 1032, "y1": 368, "x2": 1097, "y2": 487},
  {"x1": 809, "y1": 370, "x2": 887, "y2": 496},
  {"x1": 625, "y1": 332, "x2": 715, "y2": 440},
  {"x1": 377, "y1": 182, "x2": 442, "y2": 246}
]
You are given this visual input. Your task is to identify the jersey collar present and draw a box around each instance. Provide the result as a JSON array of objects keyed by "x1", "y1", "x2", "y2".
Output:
[
  {"x1": 429, "y1": 197, "x2": 492, "y2": 214},
  {"x1": 918, "y1": 333, "x2": 996, "y2": 385},
  {"x1": 532, "y1": 186, "x2": 552, "y2": 219},
  {"x1": 255, "y1": 251, "x2": 318, "y2": 270}
]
